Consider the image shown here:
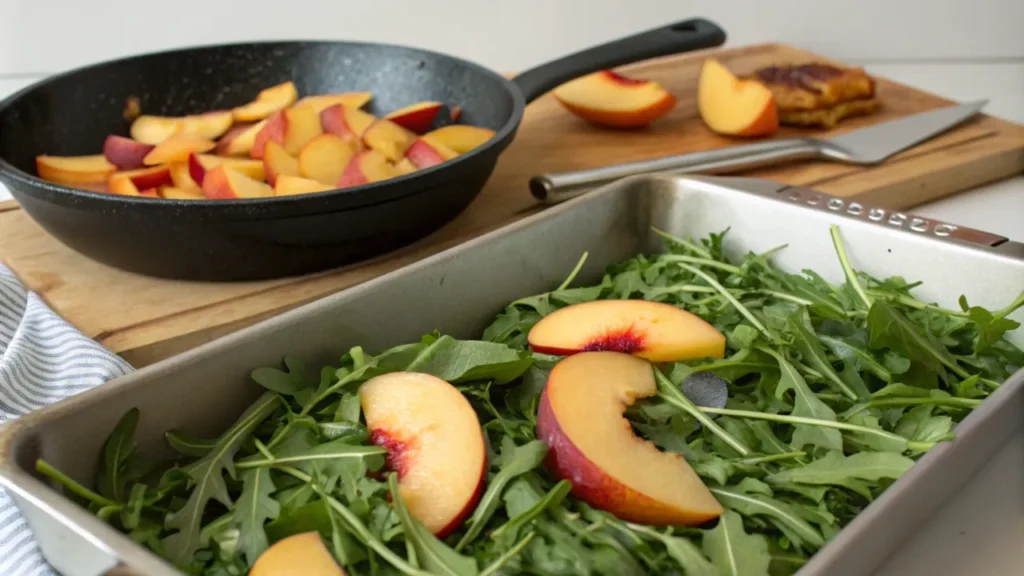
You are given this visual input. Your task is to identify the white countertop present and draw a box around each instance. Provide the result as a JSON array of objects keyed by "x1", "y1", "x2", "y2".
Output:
[{"x1": 0, "y1": 61, "x2": 1022, "y2": 576}]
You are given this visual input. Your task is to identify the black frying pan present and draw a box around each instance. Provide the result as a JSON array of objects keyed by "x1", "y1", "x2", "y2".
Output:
[{"x1": 0, "y1": 19, "x2": 725, "y2": 281}]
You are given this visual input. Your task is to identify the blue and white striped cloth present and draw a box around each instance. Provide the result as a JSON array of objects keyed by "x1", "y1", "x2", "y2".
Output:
[{"x1": 0, "y1": 262, "x2": 134, "y2": 576}]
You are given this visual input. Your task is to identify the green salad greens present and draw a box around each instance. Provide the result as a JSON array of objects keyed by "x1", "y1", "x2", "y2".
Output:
[{"x1": 38, "y1": 224, "x2": 1024, "y2": 576}]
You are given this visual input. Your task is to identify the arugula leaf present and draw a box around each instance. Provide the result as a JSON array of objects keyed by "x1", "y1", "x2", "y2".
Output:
[
  {"x1": 251, "y1": 356, "x2": 313, "y2": 397},
  {"x1": 163, "y1": 392, "x2": 280, "y2": 565},
  {"x1": 966, "y1": 305, "x2": 1020, "y2": 353},
  {"x1": 762, "y1": 347, "x2": 843, "y2": 452},
  {"x1": 895, "y1": 405, "x2": 953, "y2": 444},
  {"x1": 456, "y1": 439, "x2": 548, "y2": 551},
  {"x1": 628, "y1": 524, "x2": 719, "y2": 576},
  {"x1": 164, "y1": 430, "x2": 216, "y2": 458},
  {"x1": 388, "y1": 474, "x2": 479, "y2": 576},
  {"x1": 492, "y1": 480, "x2": 572, "y2": 547},
  {"x1": 234, "y1": 468, "x2": 279, "y2": 566},
  {"x1": 702, "y1": 510, "x2": 771, "y2": 576},
  {"x1": 96, "y1": 408, "x2": 140, "y2": 503},
  {"x1": 787, "y1": 315, "x2": 865, "y2": 400},
  {"x1": 767, "y1": 451, "x2": 915, "y2": 487},
  {"x1": 405, "y1": 335, "x2": 532, "y2": 384},
  {"x1": 710, "y1": 481, "x2": 824, "y2": 549},
  {"x1": 867, "y1": 301, "x2": 961, "y2": 382}
]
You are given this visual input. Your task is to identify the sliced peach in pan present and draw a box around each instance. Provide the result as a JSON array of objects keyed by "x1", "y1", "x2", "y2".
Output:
[
  {"x1": 233, "y1": 81, "x2": 299, "y2": 122},
  {"x1": 103, "y1": 135, "x2": 154, "y2": 170},
  {"x1": 405, "y1": 137, "x2": 458, "y2": 170},
  {"x1": 36, "y1": 154, "x2": 117, "y2": 185},
  {"x1": 385, "y1": 101, "x2": 443, "y2": 134},
  {"x1": 108, "y1": 174, "x2": 142, "y2": 196},
  {"x1": 537, "y1": 351, "x2": 723, "y2": 525},
  {"x1": 422, "y1": 125, "x2": 495, "y2": 154},
  {"x1": 130, "y1": 116, "x2": 184, "y2": 145},
  {"x1": 139, "y1": 188, "x2": 160, "y2": 198},
  {"x1": 252, "y1": 106, "x2": 322, "y2": 159},
  {"x1": 362, "y1": 119, "x2": 416, "y2": 162},
  {"x1": 188, "y1": 153, "x2": 265, "y2": 185},
  {"x1": 160, "y1": 186, "x2": 205, "y2": 200},
  {"x1": 298, "y1": 134, "x2": 358, "y2": 185},
  {"x1": 263, "y1": 141, "x2": 300, "y2": 186},
  {"x1": 337, "y1": 150, "x2": 398, "y2": 188},
  {"x1": 395, "y1": 157, "x2": 418, "y2": 175},
  {"x1": 527, "y1": 299, "x2": 725, "y2": 363},
  {"x1": 143, "y1": 134, "x2": 216, "y2": 166},
  {"x1": 449, "y1": 105, "x2": 462, "y2": 122},
  {"x1": 181, "y1": 111, "x2": 234, "y2": 140},
  {"x1": 109, "y1": 165, "x2": 173, "y2": 191},
  {"x1": 697, "y1": 58, "x2": 778, "y2": 137},
  {"x1": 250, "y1": 532, "x2": 347, "y2": 576},
  {"x1": 295, "y1": 92, "x2": 373, "y2": 114},
  {"x1": 216, "y1": 121, "x2": 259, "y2": 156},
  {"x1": 553, "y1": 70, "x2": 676, "y2": 129},
  {"x1": 168, "y1": 161, "x2": 199, "y2": 191},
  {"x1": 201, "y1": 166, "x2": 274, "y2": 199},
  {"x1": 274, "y1": 175, "x2": 333, "y2": 196},
  {"x1": 360, "y1": 372, "x2": 486, "y2": 537}
]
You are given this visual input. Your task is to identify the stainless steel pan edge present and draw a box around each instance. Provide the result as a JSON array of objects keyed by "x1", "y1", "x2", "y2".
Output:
[{"x1": 0, "y1": 174, "x2": 1021, "y2": 576}]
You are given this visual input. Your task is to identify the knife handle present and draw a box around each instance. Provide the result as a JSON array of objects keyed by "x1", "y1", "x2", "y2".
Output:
[{"x1": 530, "y1": 138, "x2": 822, "y2": 203}]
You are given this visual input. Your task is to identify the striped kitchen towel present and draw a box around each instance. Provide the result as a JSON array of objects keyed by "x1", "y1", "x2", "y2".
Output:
[{"x1": 0, "y1": 263, "x2": 134, "y2": 576}]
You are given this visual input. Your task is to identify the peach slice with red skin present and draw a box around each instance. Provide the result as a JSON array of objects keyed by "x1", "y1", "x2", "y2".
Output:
[
  {"x1": 553, "y1": 70, "x2": 677, "y2": 129},
  {"x1": 168, "y1": 162, "x2": 199, "y2": 191},
  {"x1": 320, "y1": 104, "x2": 377, "y2": 141},
  {"x1": 395, "y1": 157, "x2": 418, "y2": 175},
  {"x1": 217, "y1": 121, "x2": 262, "y2": 156},
  {"x1": 274, "y1": 175, "x2": 333, "y2": 196},
  {"x1": 360, "y1": 372, "x2": 486, "y2": 537},
  {"x1": 201, "y1": 166, "x2": 274, "y2": 199},
  {"x1": 252, "y1": 106, "x2": 322, "y2": 159},
  {"x1": 250, "y1": 532, "x2": 347, "y2": 576},
  {"x1": 385, "y1": 101, "x2": 443, "y2": 134},
  {"x1": 103, "y1": 135, "x2": 154, "y2": 170},
  {"x1": 422, "y1": 125, "x2": 495, "y2": 154},
  {"x1": 362, "y1": 119, "x2": 416, "y2": 162},
  {"x1": 35, "y1": 155, "x2": 117, "y2": 185},
  {"x1": 108, "y1": 166, "x2": 173, "y2": 191},
  {"x1": 298, "y1": 134, "x2": 358, "y2": 185},
  {"x1": 295, "y1": 92, "x2": 373, "y2": 114},
  {"x1": 143, "y1": 134, "x2": 216, "y2": 166},
  {"x1": 537, "y1": 351, "x2": 723, "y2": 526},
  {"x1": 527, "y1": 299, "x2": 725, "y2": 363},
  {"x1": 697, "y1": 58, "x2": 779, "y2": 137},
  {"x1": 263, "y1": 141, "x2": 301, "y2": 186},
  {"x1": 233, "y1": 81, "x2": 298, "y2": 122},
  {"x1": 188, "y1": 153, "x2": 265, "y2": 185},
  {"x1": 405, "y1": 137, "x2": 458, "y2": 169},
  {"x1": 337, "y1": 150, "x2": 399, "y2": 187},
  {"x1": 129, "y1": 111, "x2": 233, "y2": 144}
]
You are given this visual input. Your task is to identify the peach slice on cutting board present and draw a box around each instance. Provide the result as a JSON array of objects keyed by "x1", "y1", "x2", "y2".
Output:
[
  {"x1": 250, "y1": 532, "x2": 347, "y2": 576},
  {"x1": 360, "y1": 371, "x2": 486, "y2": 538},
  {"x1": 537, "y1": 351, "x2": 723, "y2": 525},
  {"x1": 528, "y1": 299, "x2": 726, "y2": 363},
  {"x1": 553, "y1": 70, "x2": 676, "y2": 129},
  {"x1": 697, "y1": 58, "x2": 779, "y2": 137},
  {"x1": 35, "y1": 155, "x2": 117, "y2": 185}
]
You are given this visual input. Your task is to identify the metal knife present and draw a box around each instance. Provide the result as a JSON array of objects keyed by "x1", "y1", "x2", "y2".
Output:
[{"x1": 530, "y1": 100, "x2": 988, "y2": 203}]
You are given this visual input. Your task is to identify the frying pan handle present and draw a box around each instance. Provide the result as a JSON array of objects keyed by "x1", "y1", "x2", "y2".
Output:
[{"x1": 512, "y1": 18, "x2": 726, "y2": 102}]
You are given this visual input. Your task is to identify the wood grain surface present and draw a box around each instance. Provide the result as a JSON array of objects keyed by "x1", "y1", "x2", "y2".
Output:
[{"x1": 1, "y1": 43, "x2": 1022, "y2": 366}]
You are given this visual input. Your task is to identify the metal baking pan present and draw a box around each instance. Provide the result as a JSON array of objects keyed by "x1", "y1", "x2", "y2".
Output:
[{"x1": 1, "y1": 174, "x2": 1022, "y2": 576}]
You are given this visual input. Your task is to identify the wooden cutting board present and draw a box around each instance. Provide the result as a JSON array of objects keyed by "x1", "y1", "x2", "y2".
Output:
[{"x1": 1, "y1": 43, "x2": 1022, "y2": 367}]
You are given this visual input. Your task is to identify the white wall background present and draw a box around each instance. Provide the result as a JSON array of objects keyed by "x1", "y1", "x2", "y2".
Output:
[{"x1": 1, "y1": 0, "x2": 1022, "y2": 119}]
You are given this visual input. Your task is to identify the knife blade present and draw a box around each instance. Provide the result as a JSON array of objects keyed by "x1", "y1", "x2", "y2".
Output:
[{"x1": 530, "y1": 100, "x2": 988, "y2": 203}]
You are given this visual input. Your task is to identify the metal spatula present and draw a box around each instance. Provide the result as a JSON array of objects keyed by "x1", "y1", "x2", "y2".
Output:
[{"x1": 530, "y1": 100, "x2": 987, "y2": 203}]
